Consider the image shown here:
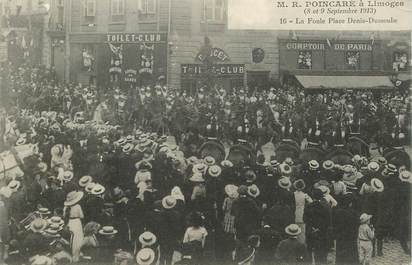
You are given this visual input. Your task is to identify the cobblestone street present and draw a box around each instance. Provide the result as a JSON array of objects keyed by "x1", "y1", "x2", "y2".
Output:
[{"x1": 326, "y1": 240, "x2": 411, "y2": 265}]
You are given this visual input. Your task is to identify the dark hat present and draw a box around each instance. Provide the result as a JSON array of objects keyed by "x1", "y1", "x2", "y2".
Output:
[
  {"x1": 238, "y1": 185, "x2": 248, "y2": 196},
  {"x1": 293, "y1": 179, "x2": 306, "y2": 190}
]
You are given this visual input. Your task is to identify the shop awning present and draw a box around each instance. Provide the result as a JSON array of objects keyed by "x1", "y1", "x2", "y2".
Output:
[{"x1": 295, "y1": 75, "x2": 394, "y2": 89}]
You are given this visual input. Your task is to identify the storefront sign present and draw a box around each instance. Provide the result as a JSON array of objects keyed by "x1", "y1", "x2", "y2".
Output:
[
  {"x1": 195, "y1": 48, "x2": 230, "y2": 62},
  {"x1": 106, "y1": 33, "x2": 167, "y2": 43},
  {"x1": 285, "y1": 41, "x2": 373, "y2": 51},
  {"x1": 181, "y1": 64, "x2": 245, "y2": 77}
]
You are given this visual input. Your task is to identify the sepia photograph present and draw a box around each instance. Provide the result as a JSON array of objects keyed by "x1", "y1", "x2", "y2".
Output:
[{"x1": 0, "y1": 0, "x2": 411, "y2": 265}]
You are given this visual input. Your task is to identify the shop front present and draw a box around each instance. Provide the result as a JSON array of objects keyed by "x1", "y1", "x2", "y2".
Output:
[
  {"x1": 279, "y1": 38, "x2": 401, "y2": 92},
  {"x1": 69, "y1": 32, "x2": 168, "y2": 88}
]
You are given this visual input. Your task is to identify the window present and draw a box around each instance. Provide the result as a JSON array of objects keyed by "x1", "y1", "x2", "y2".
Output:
[
  {"x1": 202, "y1": 0, "x2": 225, "y2": 21},
  {"x1": 111, "y1": 0, "x2": 125, "y2": 16},
  {"x1": 139, "y1": 0, "x2": 156, "y2": 14},
  {"x1": 297, "y1": 51, "x2": 312, "y2": 69},
  {"x1": 84, "y1": 0, "x2": 96, "y2": 17},
  {"x1": 393, "y1": 51, "x2": 409, "y2": 72},
  {"x1": 346, "y1": 51, "x2": 360, "y2": 70}
]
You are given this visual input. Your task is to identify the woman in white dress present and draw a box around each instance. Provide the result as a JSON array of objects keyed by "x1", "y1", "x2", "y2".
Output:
[
  {"x1": 293, "y1": 179, "x2": 313, "y2": 244},
  {"x1": 64, "y1": 191, "x2": 85, "y2": 262}
]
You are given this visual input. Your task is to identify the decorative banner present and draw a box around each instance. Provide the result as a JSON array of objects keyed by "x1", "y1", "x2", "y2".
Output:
[
  {"x1": 108, "y1": 43, "x2": 123, "y2": 74},
  {"x1": 82, "y1": 46, "x2": 95, "y2": 72},
  {"x1": 195, "y1": 47, "x2": 231, "y2": 63},
  {"x1": 103, "y1": 33, "x2": 168, "y2": 84},
  {"x1": 124, "y1": 69, "x2": 137, "y2": 83},
  {"x1": 138, "y1": 43, "x2": 155, "y2": 74}
]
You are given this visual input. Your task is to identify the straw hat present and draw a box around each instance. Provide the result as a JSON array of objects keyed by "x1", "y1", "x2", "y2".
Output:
[
  {"x1": 270, "y1": 160, "x2": 280, "y2": 167},
  {"x1": 62, "y1": 171, "x2": 74, "y2": 182},
  {"x1": 279, "y1": 163, "x2": 292, "y2": 176},
  {"x1": 138, "y1": 231, "x2": 157, "y2": 246},
  {"x1": 399, "y1": 170, "x2": 412, "y2": 183},
  {"x1": 208, "y1": 165, "x2": 222, "y2": 177},
  {"x1": 383, "y1": 164, "x2": 397, "y2": 175},
  {"x1": 136, "y1": 248, "x2": 156, "y2": 265},
  {"x1": 91, "y1": 184, "x2": 105, "y2": 195},
  {"x1": 36, "y1": 207, "x2": 51, "y2": 215},
  {"x1": 162, "y1": 195, "x2": 177, "y2": 209},
  {"x1": 45, "y1": 223, "x2": 63, "y2": 236},
  {"x1": 122, "y1": 143, "x2": 134, "y2": 153},
  {"x1": 48, "y1": 216, "x2": 65, "y2": 227},
  {"x1": 278, "y1": 177, "x2": 292, "y2": 190},
  {"x1": 371, "y1": 178, "x2": 384, "y2": 192},
  {"x1": 285, "y1": 224, "x2": 302, "y2": 236},
  {"x1": 98, "y1": 226, "x2": 118, "y2": 236},
  {"x1": 322, "y1": 160, "x2": 334, "y2": 170},
  {"x1": 221, "y1": 160, "x2": 234, "y2": 168},
  {"x1": 204, "y1": 156, "x2": 216, "y2": 166},
  {"x1": 117, "y1": 137, "x2": 127, "y2": 146},
  {"x1": 192, "y1": 163, "x2": 207, "y2": 174},
  {"x1": 284, "y1": 157, "x2": 294, "y2": 166},
  {"x1": 85, "y1": 182, "x2": 96, "y2": 193},
  {"x1": 352, "y1": 154, "x2": 362, "y2": 163},
  {"x1": 224, "y1": 184, "x2": 238, "y2": 198},
  {"x1": 189, "y1": 172, "x2": 205, "y2": 183},
  {"x1": 79, "y1": 175, "x2": 93, "y2": 188},
  {"x1": 38, "y1": 162, "x2": 48, "y2": 173},
  {"x1": 186, "y1": 156, "x2": 198, "y2": 165},
  {"x1": 247, "y1": 184, "x2": 260, "y2": 198},
  {"x1": 30, "y1": 218, "x2": 48, "y2": 233},
  {"x1": 359, "y1": 213, "x2": 372, "y2": 223},
  {"x1": 16, "y1": 137, "x2": 27, "y2": 146},
  {"x1": 64, "y1": 191, "x2": 84, "y2": 206},
  {"x1": 7, "y1": 180, "x2": 21, "y2": 192},
  {"x1": 308, "y1": 160, "x2": 319, "y2": 170},
  {"x1": 367, "y1": 162, "x2": 380, "y2": 172},
  {"x1": 293, "y1": 179, "x2": 306, "y2": 191}
]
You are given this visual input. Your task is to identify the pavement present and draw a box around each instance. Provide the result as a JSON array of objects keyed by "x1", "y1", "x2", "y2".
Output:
[{"x1": 326, "y1": 239, "x2": 411, "y2": 265}]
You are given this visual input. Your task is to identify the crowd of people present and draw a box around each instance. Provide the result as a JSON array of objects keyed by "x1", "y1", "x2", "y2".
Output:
[{"x1": 0, "y1": 63, "x2": 411, "y2": 265}]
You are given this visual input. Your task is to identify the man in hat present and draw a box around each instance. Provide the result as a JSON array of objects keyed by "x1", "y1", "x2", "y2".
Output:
[
  {"x1": 275, "y1": 224, "x2": 308, "y2": 264},
  {"x1": 375, "y1": 165, "x2": 398, "y2": 256},
  {"x1": 333, "y1": 194, "x2": 359, "y2": 265},
  {"x1": 7, "y1": 180, "x2": 26, "y2": 222},
  {"x1": 303, "y1": 188, "x2": 332, "y2": 265},
  {"x1": 23, "y1": 218, "x2": 50, "y2": 257},
  {"x1": 231, "y1": 185, "x2": 261, "y2": 242},
  {"x1": 255, "y1": 219, "x2": 282, "y2": 265},
  {"x1": 160, "y1": 196, "x2": 183, "y2": 265}
]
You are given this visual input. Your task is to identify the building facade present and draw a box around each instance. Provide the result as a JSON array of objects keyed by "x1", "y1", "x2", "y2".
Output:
[{"x1": 3, "y1": 0, "x2": 409, "y2": 91}]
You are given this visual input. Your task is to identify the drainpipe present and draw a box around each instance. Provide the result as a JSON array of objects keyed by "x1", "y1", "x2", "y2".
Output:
[
  {"x1": 167, "y1": 0, "x2": 171, "y2": 88},
  {"x1": 64, "y1": 0, "x2": 71, "y2": 83}
]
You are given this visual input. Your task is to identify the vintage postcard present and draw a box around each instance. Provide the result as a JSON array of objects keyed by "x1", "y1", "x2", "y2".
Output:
[{"x1": 0, "y1": 0, "x2": 411, "y2": 264}]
